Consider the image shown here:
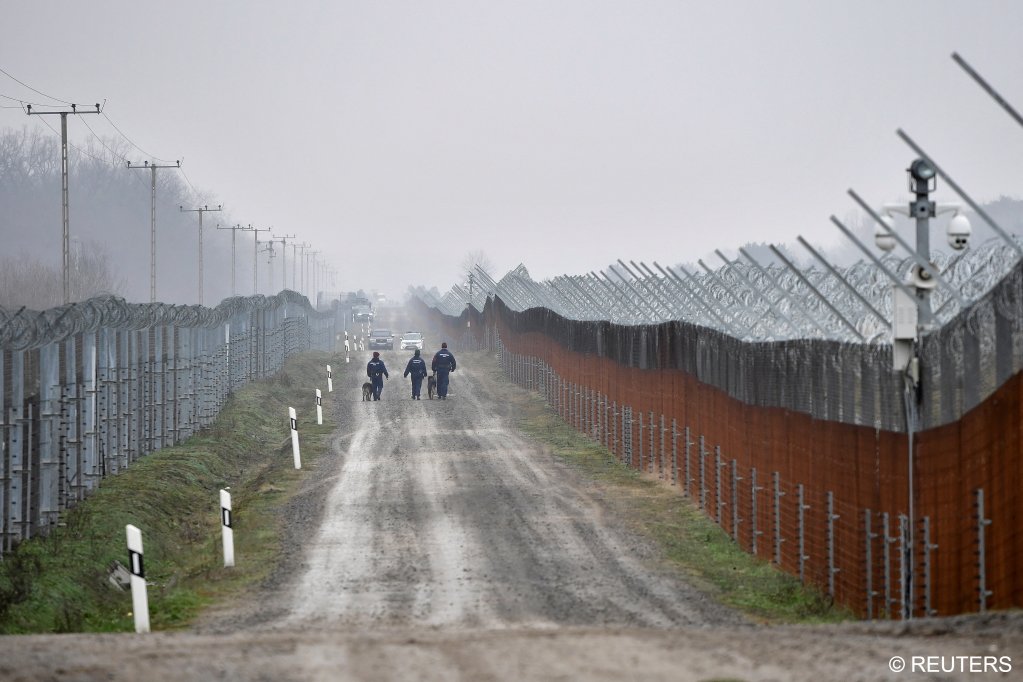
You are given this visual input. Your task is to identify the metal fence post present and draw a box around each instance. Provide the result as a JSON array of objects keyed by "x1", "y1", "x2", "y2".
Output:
[
  {"x1": 648, "y1": 411, "x2": 655, "y2": 475},
  {"x1": 715, "y1": 445, "x2": 725, "y2": 525},
  {"x1": 622, "y1": 406, "x2": 631, "y2": 467},
  {"x1": 637, "y1": 411, "x2": 644, "y2": 471},
  {"x1": 751, "y1": 468, "x2": 763, "y2": 555},
  {"x1": 773, "y1": 472, "x2": 785, "y2": 566},
  {"x1": 699, "y1": 435, "x2": 707, "y2": 511},
  {"x1": 922, "y1": 515, "x2": 937, "y2": 617},
  {"x1": 611, "y1": 401, "x2": 618, "y2": 458},
  {"x1": 977, "y1": 488, "x2": 992, "y2": 612},
  {"x1": 865, "y1": 509, "x2": 877, "y2": 620},
  {"x1": 659, "y1": 415, "x2": 666, "y2": 480},
  {"x1": 39, "y1": 342, "x2": 61, "y2": 529},
  {"x1": 827, "y1": 491, "x2": 839, "y2": 598},
  {"x1": 797, "y1": 484, "x2": 808, "y2": 583},
  {"x1": 731, "y1": 459, "x2": 741, "y2": 542},
  {"x1": 882, "y1": 512, "x2": 893, "y2": 618},
  {"x1": 684, "y1": 426, "x2": 693, "y2": 497},
  {"x1": 898, "y1": 514, "x2": 910, "y2": 620},
  {"x1": 671, "y1": 418, "x2": 678, "y2": 485}
]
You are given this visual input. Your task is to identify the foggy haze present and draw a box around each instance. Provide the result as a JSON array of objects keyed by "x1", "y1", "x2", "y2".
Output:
[{"x1": 2, "y1": 1, "x2": 1023, "y2": 305}]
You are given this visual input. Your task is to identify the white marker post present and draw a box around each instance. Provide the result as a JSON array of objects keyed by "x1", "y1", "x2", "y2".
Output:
[
  {"x1": 289, "y1": 406, "x2": 301, "y2": 469},
  {"x1": 326, "y1": 364, "x2": 334, "y2": 392},
  {"x1": 315, "y1": 389, "x2": 323, "y2": 425},
  {"x1": 125, "y1": 524, "x2": 150, "y2": 633},
  {"x1": 220, "y1": 489, "x2": 234, "y2": 568}
]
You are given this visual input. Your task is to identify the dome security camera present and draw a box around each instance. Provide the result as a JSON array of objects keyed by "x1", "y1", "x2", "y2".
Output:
[
  {"x1": 875, "y1": 215, "x2": 896, "y2": 252},
  {"x1": 947, "y1": 213, "x2": 971, "y2": 251}
]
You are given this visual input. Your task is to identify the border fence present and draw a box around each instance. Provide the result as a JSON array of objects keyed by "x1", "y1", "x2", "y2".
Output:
[
  {"x1": 415, "y1": 258, "x2": 1023, "y2": 619},
  {"x1": 0, "y1": 291, "x2": 335, "y2": 553}
]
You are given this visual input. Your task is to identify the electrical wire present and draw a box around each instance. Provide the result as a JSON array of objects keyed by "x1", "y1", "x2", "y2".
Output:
[
  {"x1": 7, "y1": 71, "x2": 218, "y2": 222},
  {"x1": 101, "y1": 111, "x2": 176, "y2": 164},
  {"x1": 78, "y1": 116, "x2": 129, "y2": 165},
  {"x1": 178, "y1": 166, "x2": 204, "y2": 201},
  {"x1": 0, "y1": 66, "x2": 72, "y2": 105},
  {"x1": 33, "y1": 115, "x2": 110, "y2": 165}
]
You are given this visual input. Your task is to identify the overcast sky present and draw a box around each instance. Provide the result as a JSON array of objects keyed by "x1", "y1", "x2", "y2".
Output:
[{"x1": 3, "y1": 1, "x2": 1023, "y2": 300}]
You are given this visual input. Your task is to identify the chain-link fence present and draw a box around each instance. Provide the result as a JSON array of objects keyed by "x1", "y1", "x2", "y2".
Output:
[{"x1": 0, "y1": 291, "x2": 335, "y2": 553}]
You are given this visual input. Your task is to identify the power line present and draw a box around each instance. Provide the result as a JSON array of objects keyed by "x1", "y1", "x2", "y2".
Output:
[
  {"x1": 177, "y1": 166, "x2": 204, "y2": 201},
  {"x1": 34, "y1": 115, "x2": 187, "y2": 202},
  {"x1": 101, "y1": 111, "x2": 176, "y2": 164},
  {"x1": 0, "y1": 92, "x2": 45, "y2": 107},
  {"x1": 33, "y1": 115, "x2": 113, "y2": 165},
  {"x1": 0, "y1": 66, "x2": 72, "y2": 105},
  {"x1": 78, "y1": 115, "x2": 128, "y2": 165}
]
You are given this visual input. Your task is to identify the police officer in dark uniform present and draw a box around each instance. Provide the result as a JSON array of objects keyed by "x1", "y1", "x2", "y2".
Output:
[
  {"x1": 366, "y1": 351, "x2": 388, "y2": 400},
  {"x1": 403, "y1": 349, "x2": 428, "y2": 400},
  {"x1": 431, "y1": 342, "x2": 456, "y2": 399}
]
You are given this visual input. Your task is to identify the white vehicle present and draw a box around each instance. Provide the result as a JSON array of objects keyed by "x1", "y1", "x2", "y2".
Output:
[{"x1": 399, "y1": 331, "x2": 424, "y2": 351}]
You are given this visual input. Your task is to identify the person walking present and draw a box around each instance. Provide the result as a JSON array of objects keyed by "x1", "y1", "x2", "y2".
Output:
[
  {"x1": 403, "y1": 348, "x2": 429, "y2": 400},
  {"x1": 431, "y1": 342, "x2": 456, "y2": 399},
  {"x1": 367, "y1": 351, "x2": 388, "y2": 400}
]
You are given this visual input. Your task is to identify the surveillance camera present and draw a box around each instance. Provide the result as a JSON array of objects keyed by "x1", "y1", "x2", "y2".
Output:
[
  {"x1": 875, "y1": 215, "x2": 896, "y2": 252},
  {"x1": 947, "y1": 213, "x2": 971, "y2": 251}
]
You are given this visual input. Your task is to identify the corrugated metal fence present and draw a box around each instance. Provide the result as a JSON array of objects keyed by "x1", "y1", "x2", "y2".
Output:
[
  {"x1": 0, "y1": 291, "x2": 335, "y2": 553},
  {"x1": 415, "y1": 261, "x2": 1023, "y2": 619}
]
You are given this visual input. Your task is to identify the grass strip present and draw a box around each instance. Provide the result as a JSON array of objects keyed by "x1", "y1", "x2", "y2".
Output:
[{"x1": 0, "y1": 351, "x2": 342, "y2": 633}]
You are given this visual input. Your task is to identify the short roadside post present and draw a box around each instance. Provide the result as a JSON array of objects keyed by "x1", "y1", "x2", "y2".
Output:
[
  {"x1": 326, "y1": 365, "x2": 333, "y2": 392},
  {"x1": 289, "y1": 407, "x2": 301, "y2": 469},
  {"x1": 315, "y1": 388, "x2": 323, "y2": 425},
  {"x1": 125, "y1": 524, "x2": 150, "y2": 633},
  {"x1": 220, "y1": 489, "x2": 234, "y2": 568}
]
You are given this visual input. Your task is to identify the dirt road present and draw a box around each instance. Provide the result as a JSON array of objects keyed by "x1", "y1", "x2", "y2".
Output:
[{"x1": 1, "y1": 344, "x2": 1021, "y2": 681}]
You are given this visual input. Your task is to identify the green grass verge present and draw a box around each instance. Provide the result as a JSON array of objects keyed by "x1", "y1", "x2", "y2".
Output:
[
  {"x1": 483, "y1": 353, "x2": 851, "y2": 625},
  {"x1": 0, "y1": 351, "x2": 343, "y2": 633}
]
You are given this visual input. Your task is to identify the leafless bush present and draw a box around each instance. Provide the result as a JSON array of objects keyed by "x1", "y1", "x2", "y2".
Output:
[{"x1": 0, "y1": 240, "x2": 124, "y2": 309}]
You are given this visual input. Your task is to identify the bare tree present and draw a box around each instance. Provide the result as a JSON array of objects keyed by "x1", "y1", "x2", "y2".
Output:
[
  {"x1": 0, "y1": 240, "x2": 124, "y2": 310},
  {"x1": 460, "y1": 249, "x2": 495, "y2": 286}
]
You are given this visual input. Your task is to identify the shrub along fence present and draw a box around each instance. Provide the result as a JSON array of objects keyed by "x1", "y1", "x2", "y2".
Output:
[
  {"x1": 414, "y1": 261, "x2": 1023, "y2": 619},
  {"x1": 0, "y1": 292, "x2": 335, "y2": 553}
]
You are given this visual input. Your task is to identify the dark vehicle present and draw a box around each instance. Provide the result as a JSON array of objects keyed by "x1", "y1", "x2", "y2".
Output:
[
  {"x1": 352, "y1": 297, "x2": 374, "y2": 323},
  {"x1": 368, "y1": 329, "x2": 394, "y2": 351}
]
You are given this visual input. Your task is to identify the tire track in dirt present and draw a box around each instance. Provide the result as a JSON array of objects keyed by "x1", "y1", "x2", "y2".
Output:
[{"x1": 273, "y1": 350, "x2": 741, "y2": 631}]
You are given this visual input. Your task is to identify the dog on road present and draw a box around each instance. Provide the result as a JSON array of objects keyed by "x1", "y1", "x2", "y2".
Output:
[
  {"x1": 427, "y1": 374, "x2": 437, "y2": 400},
  {"x1": 362, "y1": 382, "x2": 373, "y2": 401}
]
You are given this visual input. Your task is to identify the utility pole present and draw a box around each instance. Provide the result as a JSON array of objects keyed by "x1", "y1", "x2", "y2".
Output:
[
  {"x1": 290, "y1": 242, "x2": 300, "y2": 290},
  {"x1": 259, "y1": 240, "x2": 276, "y2": 293},
  {"x1": 249, "y1": 226, "x2": 272, "y2": 294},
  {"x1": 295, "y1": 243, "x2": 311, "y2": 297},
  {"x1": 128, "y1": 159, "x2": 182, "y2": 302},
  {"x1": 217, "y1": 223, "x2": 247, "y2": 296},
  {"x1": 179, "y1": 204, "x2": 222, "y2": 305},
  {"x1": 272, "y1": 233, "x2": 296, "y2": 292},
  {"x1": 25, "y1": 103, "x2": 102, "y2": 305},
  {"x1": 306, "y1": 250, "x2": 320, "y2": 306}
]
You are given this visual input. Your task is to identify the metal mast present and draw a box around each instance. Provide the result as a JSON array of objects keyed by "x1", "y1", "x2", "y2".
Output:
[{"x1": 25, "y1": 103, "x2": 102, "y2": 304}]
